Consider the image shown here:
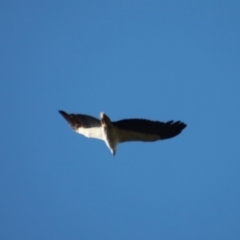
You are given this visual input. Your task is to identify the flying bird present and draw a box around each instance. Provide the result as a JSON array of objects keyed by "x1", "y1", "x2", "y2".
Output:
[{"x1": 59, "y1": 110, "x2": 187, "y2": 156}]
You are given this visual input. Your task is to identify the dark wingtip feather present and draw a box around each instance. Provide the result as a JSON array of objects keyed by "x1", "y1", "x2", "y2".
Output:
[
  {"x1": 59, "y1": 110, "x2": 68, "y2": 118},
  {"x1": 59, "y1": 110, "x2": 71, "y2": 122},
  {"x1": 58, "y1": 110, "x2": 80, "y2": 129},
  {"x1": 161, "y1": 121, "x2": 187, "y2": 140}
]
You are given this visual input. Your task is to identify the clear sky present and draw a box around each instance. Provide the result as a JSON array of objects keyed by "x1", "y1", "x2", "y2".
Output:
[{"x1": 1, "y1": 1, "x2": 240, "y2": 239}]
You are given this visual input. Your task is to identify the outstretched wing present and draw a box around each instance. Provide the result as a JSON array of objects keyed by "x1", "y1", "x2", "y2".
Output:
[
  {"x1": 112, "y1": 119, "x2": 187, "y2": 143},
  {"x1": 59, "y1": 110, "x2": 104, "y2": 140}
]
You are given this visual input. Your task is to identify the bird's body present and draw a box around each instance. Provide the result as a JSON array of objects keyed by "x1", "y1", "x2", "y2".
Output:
[{"x1": 59, "y1": 110, "x2": 187, "y2": 155}]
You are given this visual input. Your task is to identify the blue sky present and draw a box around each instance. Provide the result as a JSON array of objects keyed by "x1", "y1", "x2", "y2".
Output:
[{"x1": 1, "y1": 1, "x2": 240, "y2": 239}]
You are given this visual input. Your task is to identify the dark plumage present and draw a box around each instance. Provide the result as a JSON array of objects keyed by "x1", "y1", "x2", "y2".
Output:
[{"x1": 113, "y1": 119, "x2": 186, "y2": 140}]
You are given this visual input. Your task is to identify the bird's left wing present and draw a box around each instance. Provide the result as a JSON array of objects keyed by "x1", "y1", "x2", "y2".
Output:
[{"x1": 59, "y1": 110, "x2": 104, "y2": 140}]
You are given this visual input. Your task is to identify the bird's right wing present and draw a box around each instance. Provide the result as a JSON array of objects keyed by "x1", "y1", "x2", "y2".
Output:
[{"x1": 113, "y1": 118, "x2": 187, "y2": 143}]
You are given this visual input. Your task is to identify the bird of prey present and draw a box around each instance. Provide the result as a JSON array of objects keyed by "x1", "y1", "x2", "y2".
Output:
[{"x1": 59, "y1": 110, "x2": 187, "y2": 156}]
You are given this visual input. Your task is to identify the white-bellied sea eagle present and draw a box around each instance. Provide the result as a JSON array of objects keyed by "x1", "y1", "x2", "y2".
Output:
[{"x1": 59, "y1": 110, "x2": 187, "y2": 156}]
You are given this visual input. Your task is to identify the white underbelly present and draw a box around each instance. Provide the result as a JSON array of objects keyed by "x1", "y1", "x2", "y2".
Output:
[{"x1": 76, "y1": 127, "x2": 104, "y2": 140}]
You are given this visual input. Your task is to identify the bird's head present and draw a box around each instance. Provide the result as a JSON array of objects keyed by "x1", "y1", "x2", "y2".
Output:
[{"x1": 110, "y1": 147, "x2": 117, "y2": 156}]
